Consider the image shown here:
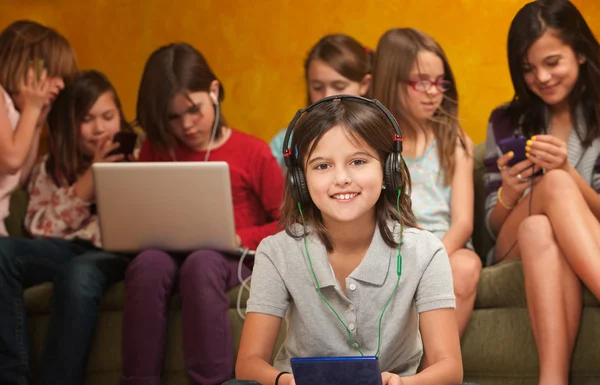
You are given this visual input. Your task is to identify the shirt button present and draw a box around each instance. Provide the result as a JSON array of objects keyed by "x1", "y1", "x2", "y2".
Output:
[
  {"x1": 349, "y1": 304, "x2": 355, "y2": 311},
  {"x1": 349, "y1": 283, "x2": 357, "y2": 291},
  {"x1": 349, "y1": 323, "x2": 356, "y2": 331}
]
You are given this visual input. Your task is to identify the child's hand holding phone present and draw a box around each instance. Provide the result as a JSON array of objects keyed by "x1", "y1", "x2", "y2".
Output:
[
  {"x1": 523, "y1": 134, "x2": 568, "y2": 171},
  {"x1": 498, "y1": 136, "x2": 528, "y2": 167},
  {"x1": 107, "y1": 131, "x2": 138, "y2": 161},
  {"x1": 92, "y1": 131, "x2": 136, "y2": 163},
  {"x1": 76, "y1": 134, "x2": 129, "y2": 202},
  {"x1": 496, "y1": 137, "x2": 544, "y2": 207}
]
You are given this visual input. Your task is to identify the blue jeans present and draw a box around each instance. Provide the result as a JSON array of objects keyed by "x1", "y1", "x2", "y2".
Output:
[{"x1": 0, "y1": 237, "x2": 128, "y2": 385}]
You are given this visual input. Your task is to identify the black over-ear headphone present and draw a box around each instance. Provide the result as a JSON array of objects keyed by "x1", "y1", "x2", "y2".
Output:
[{"x1": 282, "y1": 94, "x2": 404, "y2": 203}]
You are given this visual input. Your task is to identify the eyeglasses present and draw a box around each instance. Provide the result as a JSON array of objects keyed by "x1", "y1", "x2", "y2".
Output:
[{"x1": 406, "y1": 79, "x2": 452, "y2": 93}]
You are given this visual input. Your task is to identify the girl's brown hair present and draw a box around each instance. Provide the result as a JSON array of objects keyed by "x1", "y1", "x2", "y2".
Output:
[
  {"x1": 136, "y1": 43, "x2": 226, "y2": 155},
  {"x1": 371, "y1": 28, "x2": 465, "y2": 185},
  {"x1": 280, "y1": 98, "x2": 417, "y2": 251},
  {"x1": 46, "y1": 70, "x2": 130, "y2": 186},
  {"x1": 304, "y1": 34, "x2": 372, "y2": 105},
  {"x1": 0, "y1": 20, "x2": 78, "y2": 97}
]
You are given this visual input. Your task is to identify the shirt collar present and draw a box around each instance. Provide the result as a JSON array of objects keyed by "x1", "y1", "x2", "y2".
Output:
[{"x1": 304, "y1": 223, "x2": 395, "y2": 288}]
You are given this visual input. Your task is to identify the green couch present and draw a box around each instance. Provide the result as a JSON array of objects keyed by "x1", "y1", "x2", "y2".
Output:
[{"x1": 4, "y1": 144, "x2": 600, "y2": 385}]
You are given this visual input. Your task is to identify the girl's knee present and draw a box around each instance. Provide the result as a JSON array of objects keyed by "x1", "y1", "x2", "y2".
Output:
[
  {"x1": 181, "y1": 250, "x2": 226, "y2": 274},
  {"x1": 518, "y1": 216, "x2": 562, "y2": 267},
  {"x1": 537, "y1": 169, "x2": 578, "y2": 200},
  {"x1": 126, "y1": 249, "x2": 178, "y2": 288},
  {"x1": 180, "y1": 250, "x2": 232, "y2": 290},
  {"x1": 517, "y1": 215, "x2": 553, "y2": 244},
  {"x1": 451, "y1": 250, "x2": 482, "y2": 278},
  {"x1": 55, "y1": 258, "x2": 105, "y2": 301},
  {"x1": 451, "y1": 250, "x2": 482, "y2": 293}
]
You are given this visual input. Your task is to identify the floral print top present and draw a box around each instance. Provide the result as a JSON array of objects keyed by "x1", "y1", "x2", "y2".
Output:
[{"x1": 25, "y1": 155, "x2": 101, "y2": 247}]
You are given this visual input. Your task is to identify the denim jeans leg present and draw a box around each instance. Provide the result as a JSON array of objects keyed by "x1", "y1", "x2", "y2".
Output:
[
  {"x1": 37, "y1": 250, "x2": 128, "y2": 385},
  {"x1": 0, "y1": 237, "x2": 87, "y2": 385}
]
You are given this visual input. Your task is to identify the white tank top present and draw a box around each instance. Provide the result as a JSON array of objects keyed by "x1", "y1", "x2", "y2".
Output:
[{"x1": 0, "y1": 85, "x2": 23, "y2": 236}]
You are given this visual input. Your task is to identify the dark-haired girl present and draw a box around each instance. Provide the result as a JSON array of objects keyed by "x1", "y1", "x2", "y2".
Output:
[{"x1": 483, "y1": 1, "x2": 600, "y2": 382}]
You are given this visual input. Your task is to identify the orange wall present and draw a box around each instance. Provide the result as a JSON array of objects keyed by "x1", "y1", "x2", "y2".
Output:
[{"x1": 1, "y1": 0, "x2": 599, "y2": 145}]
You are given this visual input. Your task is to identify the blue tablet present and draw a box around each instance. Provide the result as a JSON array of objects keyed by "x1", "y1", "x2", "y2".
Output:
[{"x1": 290, "y1": 356, "x2": 382, "y2": 385}]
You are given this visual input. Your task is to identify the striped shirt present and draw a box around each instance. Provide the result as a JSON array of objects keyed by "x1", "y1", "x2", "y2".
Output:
[{"x1": 483, "y1": 105, "x2": 600, "y2": 241}]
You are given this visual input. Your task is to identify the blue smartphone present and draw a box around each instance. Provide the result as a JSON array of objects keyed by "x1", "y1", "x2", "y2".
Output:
[
  {"x1": 290, "y1": 356, "x2": 383, "y2": 385},
  {"x1": 498, "y1": 135, "x2": 527, "y2": 167}
]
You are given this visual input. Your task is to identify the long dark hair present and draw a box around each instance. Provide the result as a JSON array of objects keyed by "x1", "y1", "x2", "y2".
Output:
[
  {"x1": 280, "y1": 99, "x2": 417, "y2": 251},
  {"x1": 46, "y1": 70, "x2": 130, "y2": 186},
  {"x1": 136, "y1": 43, "x2": 226, "y2": 154},
  {"x1": 507, "y1": 0, "x2": 600, "y2": 145}
]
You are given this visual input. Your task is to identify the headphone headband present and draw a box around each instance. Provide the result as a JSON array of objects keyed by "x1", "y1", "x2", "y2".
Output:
[{"x1": 282, "y1": 94, "x2": 403, "y2": 168}]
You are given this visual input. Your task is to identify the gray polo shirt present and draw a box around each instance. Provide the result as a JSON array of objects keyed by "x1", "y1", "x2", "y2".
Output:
[{"x1": 246, "y1": 222, "x2": 456, "y2": 375}]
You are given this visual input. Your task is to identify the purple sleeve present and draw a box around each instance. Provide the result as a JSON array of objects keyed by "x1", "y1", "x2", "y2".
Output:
[{"x1": 483, "y1": 106, "x2": 516, "y2": 239}]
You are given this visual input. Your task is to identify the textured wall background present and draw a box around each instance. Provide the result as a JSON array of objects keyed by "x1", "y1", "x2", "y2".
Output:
[{"x1": 1, "y1": 0, "x2": 598, "y2": 144}]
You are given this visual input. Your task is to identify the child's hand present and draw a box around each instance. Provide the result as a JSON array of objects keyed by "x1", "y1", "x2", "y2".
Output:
[
  {"x1": 381, "y1": 372, "x2": 403, "y2": 385},
  {"x1": 496, "y1": 152, "x2": 542, "y2": 207},
  {"x1": 76, "y1": 136, "x2": 123, "y2": 202},
  {"x1": 93, "y1": 136, "x2": 124, "y2": 163},
  {"x1": 17, "y1": 66, "x2": 52, "y2": 113},
  {"x1": 525, "y1": 134, "x2": 568, "y2": 171}
]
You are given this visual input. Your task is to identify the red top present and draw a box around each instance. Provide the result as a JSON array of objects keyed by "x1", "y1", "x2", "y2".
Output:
[{"x1": 139, "y1": 129, "x2": 284, "y2": 250}]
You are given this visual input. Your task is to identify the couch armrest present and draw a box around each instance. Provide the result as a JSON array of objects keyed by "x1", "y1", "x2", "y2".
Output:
[{"x1": 5, "y1": 189, "x2": 29, "y2": 237}]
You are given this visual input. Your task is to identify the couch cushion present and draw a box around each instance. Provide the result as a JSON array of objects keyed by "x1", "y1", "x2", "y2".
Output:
[
  {"x1": 24, "y1": 281, "x2": 251, "y2": 314},
  {"x1": 475, "y1": 259, "x2": 599, "y2": 308},
  {"x1": 27, "y1": 260, "x2": 599, "y2": 313}
]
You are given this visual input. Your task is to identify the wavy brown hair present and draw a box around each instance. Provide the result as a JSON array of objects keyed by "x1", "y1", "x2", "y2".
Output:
[
  {"x1": 0, "y1": 20, "x2": 77, "y2": 97},
  {"x1": 280, "y1": 98, "x2": 417, "y2": 251},
  {"x1": 371, "y1": 28, "x2": 466, "y2": 185}
]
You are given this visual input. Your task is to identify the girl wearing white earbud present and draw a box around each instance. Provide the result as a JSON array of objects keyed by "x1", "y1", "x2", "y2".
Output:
[{"x1": 120, "y1": 43, "x2": 285, "y2": 385}]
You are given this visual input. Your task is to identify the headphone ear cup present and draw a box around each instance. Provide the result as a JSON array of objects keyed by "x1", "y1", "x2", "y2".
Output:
[
  {"x1": 288, "y1": 165, "x2": 310, "y2": 203},
  {"x1": 384, "y1": 153, "x2": 402, "y2": 192}
]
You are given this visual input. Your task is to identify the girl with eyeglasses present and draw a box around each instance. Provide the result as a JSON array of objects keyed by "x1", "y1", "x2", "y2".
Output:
[{"x1": 371, "y1": 28, "x2": 481, "y2": 339}]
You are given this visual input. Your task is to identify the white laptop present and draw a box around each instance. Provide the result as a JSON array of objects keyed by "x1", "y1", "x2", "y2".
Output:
[{"x1": 92, "y1": 162, "x2": 240, "y2": 254}]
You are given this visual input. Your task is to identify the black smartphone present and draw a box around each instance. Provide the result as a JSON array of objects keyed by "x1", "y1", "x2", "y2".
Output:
[{"x1": 108, "y1": 131, "x2": 137, "y2": 159}]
